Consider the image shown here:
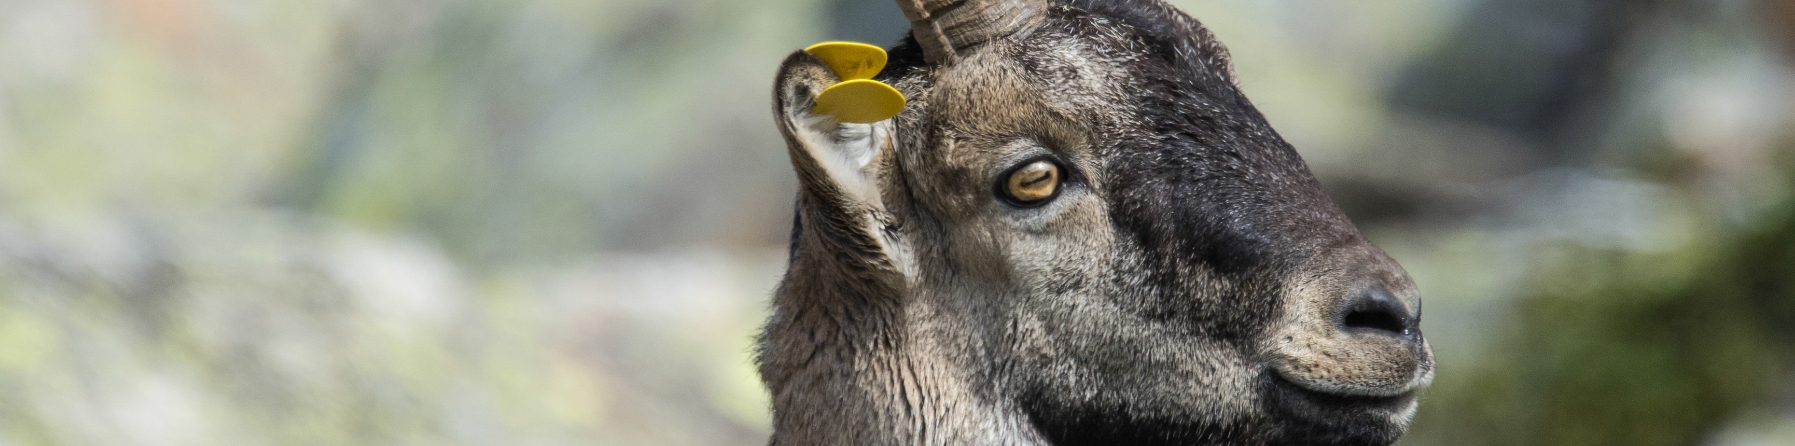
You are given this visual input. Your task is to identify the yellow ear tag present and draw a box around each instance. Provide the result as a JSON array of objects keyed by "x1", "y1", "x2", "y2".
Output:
[
  {"x1": 804, "y1": 41, "x2": 906, "y2": 123},
  {"x1": 804, "y1": 41, "x2": 888, "y2": 80},
  {"x1": 814, "y1": 80, "x2": 906, "y2": 124}
]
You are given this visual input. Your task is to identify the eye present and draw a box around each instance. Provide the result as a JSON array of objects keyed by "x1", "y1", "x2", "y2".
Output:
[{"x1": 1000, "y1": 159, "x2": 1063, "y2": 205}]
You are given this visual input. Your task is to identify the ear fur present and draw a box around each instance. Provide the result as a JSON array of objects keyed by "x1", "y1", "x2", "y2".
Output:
[{"x1": 772, "y1": 50, "x2": 909, "y2": 277}]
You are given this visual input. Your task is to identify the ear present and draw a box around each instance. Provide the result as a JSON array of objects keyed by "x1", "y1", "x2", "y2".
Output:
[{"x1": 772, "y1": 50, "x2": 910, "y2": 275}]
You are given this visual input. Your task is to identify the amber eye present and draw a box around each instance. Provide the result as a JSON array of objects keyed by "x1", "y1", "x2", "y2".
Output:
[{"x1": 1002, "y1": 160, "x2": 1062, "y2": 205}]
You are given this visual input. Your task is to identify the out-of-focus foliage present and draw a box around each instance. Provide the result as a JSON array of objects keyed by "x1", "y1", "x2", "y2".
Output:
[
  {"x1": 1407, "y1": 168, "x2": 1795, "y2": 446},
  {"x1": 0, "y1": 0, "x2": 1790, "y2": 444},
  {"x1": 1375, "y1": 0, "x2": 1795, "y2": 443},
  {"x1": 0, "y1": 0, "x2": 814, "y2": 444}
]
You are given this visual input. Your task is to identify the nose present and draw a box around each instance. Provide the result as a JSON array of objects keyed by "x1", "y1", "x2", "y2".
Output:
[
  {"x1": 1339, "y1": 288, "x2": 1418, "y2": 337},
  {"x1": 1269, "y1": 251, "x2": 1432, "y2": 401}
]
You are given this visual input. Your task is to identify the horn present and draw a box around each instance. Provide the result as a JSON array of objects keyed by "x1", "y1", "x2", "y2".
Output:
[{"x1": 896, "y1": 0, "x2": 1048, "y2": 64}]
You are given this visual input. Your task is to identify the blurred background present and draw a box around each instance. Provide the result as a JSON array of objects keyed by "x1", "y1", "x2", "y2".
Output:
[{"x1": 0, "y1": 0, "x2": 1791, "y2": 444}]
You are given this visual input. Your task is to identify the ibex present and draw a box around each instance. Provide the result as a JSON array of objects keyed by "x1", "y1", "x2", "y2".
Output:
[{"x1": 758, "y1": 0, "x2": 1433, "y2": 444}]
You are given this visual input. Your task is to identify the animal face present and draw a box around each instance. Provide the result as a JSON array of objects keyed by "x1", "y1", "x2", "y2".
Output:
[{"x1": 763, "y1": 1, "x2": 1432, "y2": 444}]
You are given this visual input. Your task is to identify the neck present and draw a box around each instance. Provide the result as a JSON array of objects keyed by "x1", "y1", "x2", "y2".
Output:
[{"x1": 758, "y1": 220, "x2": 1045, "y2": 445}]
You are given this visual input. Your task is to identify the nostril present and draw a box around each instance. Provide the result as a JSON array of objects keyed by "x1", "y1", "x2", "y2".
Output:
[
  {"x1": 1343, "y1": 307, "x2": 1407, "y2": 334},
  {"x1": 1341, "y1": 290, "x2": 1414, "y2": 336}
]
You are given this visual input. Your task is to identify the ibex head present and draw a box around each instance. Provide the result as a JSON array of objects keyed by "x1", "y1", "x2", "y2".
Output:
[{"x1": 759, "y1": 0, "x2": 1433, "y2": 444}]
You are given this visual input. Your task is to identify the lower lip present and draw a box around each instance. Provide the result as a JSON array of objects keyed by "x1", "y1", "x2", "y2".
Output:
[{"x1": 1267, "y1": 374, "x2": 1417, "y2": 414}]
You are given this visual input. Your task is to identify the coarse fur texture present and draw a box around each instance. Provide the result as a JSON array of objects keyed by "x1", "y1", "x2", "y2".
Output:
[{"x1": 759, "y1": 1, "x2": 1434, "y2": 445}]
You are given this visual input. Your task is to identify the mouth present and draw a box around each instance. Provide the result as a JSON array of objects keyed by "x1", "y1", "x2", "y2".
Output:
[
  {"x1": 1261, "y1": 372, "x2": 1420, "y2": 444},
  {"x1": 1267, "y1": 373, "x2": 1417, "y2": 413}
]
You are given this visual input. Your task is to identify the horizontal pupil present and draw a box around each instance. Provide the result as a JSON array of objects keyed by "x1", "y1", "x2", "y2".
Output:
[{"x1": 1004, "y1": 161, "x2": 1059, "y2": 205}]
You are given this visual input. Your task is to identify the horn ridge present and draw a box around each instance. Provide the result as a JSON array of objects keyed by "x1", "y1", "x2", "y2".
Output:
[
  {"x1": 896, "y1": 0, "x2": 1048, "y2": 64},
  {"x1": 898, "y1": 0, "x2": 958, "y2": 63}
]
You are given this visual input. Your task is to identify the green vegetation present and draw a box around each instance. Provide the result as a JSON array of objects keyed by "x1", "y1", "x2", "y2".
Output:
[{"x1": 1407, "y1": 179, "x2": 1795, "y2": 446}]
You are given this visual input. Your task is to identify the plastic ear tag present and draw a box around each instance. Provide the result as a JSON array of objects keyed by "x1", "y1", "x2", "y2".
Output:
[
  {"x1": 805, "y1": 41, "x2": 906, "y2": 123},
  {"x1": 813, "y1": 80, "x2": 906, "y2": 124},
  {"x1": 804, "y1": 42, "x2": 887, "y2": 80}
]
